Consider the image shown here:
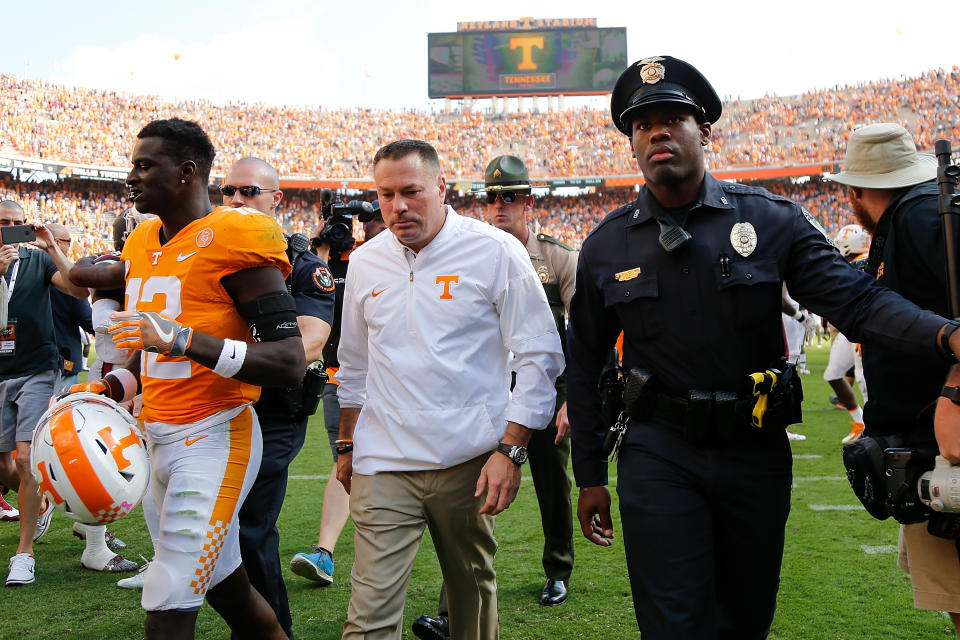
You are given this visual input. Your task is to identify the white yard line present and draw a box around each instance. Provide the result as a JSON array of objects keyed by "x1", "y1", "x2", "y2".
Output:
[
  {"x1": 860, "y1": 544, "x2": 897, "y2": 555},
  {"x1": 808, "y1": 504, "x2": 863, "y2": 511}
]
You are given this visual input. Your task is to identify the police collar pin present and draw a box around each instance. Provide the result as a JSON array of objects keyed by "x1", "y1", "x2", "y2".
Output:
[{"x1": 730, "y1": 222, "x2": 757, "y2": 257}]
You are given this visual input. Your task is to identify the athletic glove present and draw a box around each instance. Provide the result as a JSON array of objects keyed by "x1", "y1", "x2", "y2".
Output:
[
  {"x1": 109, "y1": 310, "x2": 193, "y2": 357},
  {"x1": 60, "y1": 369, "x2": 137, "y2": 403},
  {"x1": 801, "y1": 313, "x2": 818, "y2": 332}
]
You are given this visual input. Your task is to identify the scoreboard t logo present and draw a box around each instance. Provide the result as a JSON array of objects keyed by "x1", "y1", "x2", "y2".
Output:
[{"x1": 510, "y1": 36, "x2": 545, "y2": 70}]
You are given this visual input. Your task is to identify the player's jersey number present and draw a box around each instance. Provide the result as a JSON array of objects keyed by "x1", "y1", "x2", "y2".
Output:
[{"x1": 125, "y1": 276, "x2": 191, "y2": 380}]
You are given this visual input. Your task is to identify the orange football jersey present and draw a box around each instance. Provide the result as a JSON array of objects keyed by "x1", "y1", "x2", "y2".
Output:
[{"x1": 121, "y1": 206, "x2": 291, "y2": 424}]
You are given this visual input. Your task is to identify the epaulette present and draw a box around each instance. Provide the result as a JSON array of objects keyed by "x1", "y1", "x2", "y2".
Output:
[
  {"x1": 719, "y1": 181, "x2": 797, "y2": 206},
  {"x1": 537, "y1": 233, "x2": 575, "y2": 251},
  {"x1": 583, "y1": 200, "x2": 637, "y2": 244}
]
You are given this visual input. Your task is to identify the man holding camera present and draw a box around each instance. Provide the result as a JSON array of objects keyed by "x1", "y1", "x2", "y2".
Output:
[
  {"x1": 567, "y1": 57, "x2": 960, "y2": 639},
  {"x1": 221, "y1": 157, "x2": 334, "y2": 639},
  {"x1": 0, "y1": 200, "x2": 89, "y2": 586},
  {"x1": 290, "y1": 198, "x2": 385, "y2": 586},
  {"x1": 827, "y1": 124, "x2": 960, "y2": 631}
]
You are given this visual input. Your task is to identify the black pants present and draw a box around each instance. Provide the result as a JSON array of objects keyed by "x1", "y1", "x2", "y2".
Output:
[
  {"x1": 526, "y1": 388, "x2": 574, "y2": 582},
  {"x1": 235, "y1": 413, "x2": 309, "y2": 639},
  {"x1": 617, "y1": 419, "x2": 792, "y2": 640}
]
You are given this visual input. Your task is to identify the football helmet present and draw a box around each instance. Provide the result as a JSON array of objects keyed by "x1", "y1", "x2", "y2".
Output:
[
  {"x1": 835, "y1": 224, "x2": 870, "y2": 258},
  {"x1": 31, "y1": 392, "x2": 149, "y2": 525}
]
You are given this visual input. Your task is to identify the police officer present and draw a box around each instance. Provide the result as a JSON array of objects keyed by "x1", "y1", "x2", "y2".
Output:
[
  {"x1": 566, "y1": 56, "x2": 960, "y2": 639},
  {"x1": 412, "y1": 155, "x2": 578, "y2": 639},
  {"x1": 221, "y1": 157, "x2": 334, "y2": 640},
  {"x1": 482, "y1": 155, "x2": 577, "y2": 606}
]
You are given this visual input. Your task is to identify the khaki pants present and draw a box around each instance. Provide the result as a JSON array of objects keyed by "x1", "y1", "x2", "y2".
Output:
[
  {"x1": 343, "y1": 453, "x2": 498, "y2": 640},
  {"x1": 899, "y1": 522, "x2": 960, "y2": 612}
]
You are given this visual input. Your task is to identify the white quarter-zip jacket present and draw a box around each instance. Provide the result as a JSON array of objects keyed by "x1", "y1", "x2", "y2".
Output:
[{"x1": 337, "y1": 206, "x2": 564, "y2": 474}]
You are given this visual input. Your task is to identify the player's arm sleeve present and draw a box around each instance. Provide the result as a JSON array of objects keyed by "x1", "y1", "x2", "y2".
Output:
[
  {"x1": 335, "y1": 265, "x2": 369, "y2": 409},
  {"x1": 497, "y1": 240, "x2": 564, "y2": 431}
]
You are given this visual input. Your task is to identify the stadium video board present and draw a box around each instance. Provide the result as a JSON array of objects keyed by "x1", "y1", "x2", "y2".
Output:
[{"x1": 428, "y1": 27, "x2": 627, "y2": 98}]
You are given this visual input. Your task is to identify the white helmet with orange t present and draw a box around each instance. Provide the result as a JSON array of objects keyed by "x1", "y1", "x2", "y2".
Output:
[
  {"x1": 835, "y1": 224, "x2": 870, "y2": 259},
  {"x1": 30, "y1": 393, "x2": 149, "y2": 525}
]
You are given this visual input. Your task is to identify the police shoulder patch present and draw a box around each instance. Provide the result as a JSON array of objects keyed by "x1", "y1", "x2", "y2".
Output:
[
  {"x1": 313, "y1": 265, "x2": 335, "y2": 292},
  {"x1": 801, "y1": 207, "x2": 835, "y2": 246}
]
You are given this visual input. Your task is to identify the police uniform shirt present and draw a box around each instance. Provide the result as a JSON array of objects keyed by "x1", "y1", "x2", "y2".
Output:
[
  {"x1": 524, "y1": 227, "x2": 577, "y2": 359},
  {"x1": 254, "y1": 248, "x2": 335, "y2": 417},
  {"x1": 567, "y1": 173, "x2": 950, "y2": 487},
  {"x1": 524, "y1": 227, "x2": 577, "y2": 315}
]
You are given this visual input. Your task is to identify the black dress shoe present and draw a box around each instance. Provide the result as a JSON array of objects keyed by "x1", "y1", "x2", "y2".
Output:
[
  {"x1": 540, "y1": 578, "x2": 568, "y2": 606},
  {"x1": 412, "y1": 613, "x2": 450, "y2": 640}
]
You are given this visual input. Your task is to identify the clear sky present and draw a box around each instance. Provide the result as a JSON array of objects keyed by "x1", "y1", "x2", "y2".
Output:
[{"x1": 2, "y1": 0, "x2": 953, "y2": 110}]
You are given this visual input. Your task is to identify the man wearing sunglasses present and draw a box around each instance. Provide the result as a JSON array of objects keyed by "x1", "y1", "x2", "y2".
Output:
[
  {"x1": 485, "y1": 157, "x2": 578, "y2": 610},
  {"x1": 221, "y1": 157, "x2": 334, "y2": 640}
]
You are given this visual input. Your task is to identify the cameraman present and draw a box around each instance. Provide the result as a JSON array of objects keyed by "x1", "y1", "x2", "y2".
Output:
[
  {"x1": 290, "y1": 193, "x2": 385, "y2": 586},
  {"x1": 828, "y1": 124, "x2": 960, "y2": 630},
  {"x1": 221, "y1": 158, "x2": 333, "y2": 640}
]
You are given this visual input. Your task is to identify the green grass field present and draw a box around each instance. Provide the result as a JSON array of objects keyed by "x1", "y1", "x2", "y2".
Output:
[{"x1": 1, "y1": 345, "x2": 956, "y2": 639}]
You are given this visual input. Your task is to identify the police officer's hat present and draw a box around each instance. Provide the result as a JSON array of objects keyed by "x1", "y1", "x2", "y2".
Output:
[
  {"x1": 610, "y1": 56, "x2": 722, "y2": 135},
  {"x1": 481, "y1": 155, "x2": 531, "y2": 192}
]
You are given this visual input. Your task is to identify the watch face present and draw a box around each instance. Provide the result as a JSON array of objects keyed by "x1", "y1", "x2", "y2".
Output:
[{"x1": 513, "y1": 447, "x2": 528, "y2": 465}]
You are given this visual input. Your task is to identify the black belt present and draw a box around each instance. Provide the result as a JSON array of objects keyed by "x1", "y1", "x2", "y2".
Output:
[{"x1": 645, "y1": 390, "x2": 776, "y2": 447}]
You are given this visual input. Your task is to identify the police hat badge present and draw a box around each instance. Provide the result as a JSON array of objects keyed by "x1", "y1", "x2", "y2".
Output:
[{"x1": 730, "y1": 222, "x2": 757, "y2": 257}]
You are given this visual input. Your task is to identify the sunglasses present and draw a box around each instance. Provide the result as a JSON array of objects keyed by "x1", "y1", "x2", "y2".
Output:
[
  {"x1": 219, "y1": 185, "x2": 278, "y2": 197},
  {"x1": 485, "y1": 191, "x2": 527, "y2": 205}
]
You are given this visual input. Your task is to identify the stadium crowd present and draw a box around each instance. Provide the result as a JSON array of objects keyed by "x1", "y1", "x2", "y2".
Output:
[
  {"x1": 1, "y1": 67, "x2": 957, "y2": 179},
  {"x1": 0, "y1": 173, "x2": 855, "y2": 255}
]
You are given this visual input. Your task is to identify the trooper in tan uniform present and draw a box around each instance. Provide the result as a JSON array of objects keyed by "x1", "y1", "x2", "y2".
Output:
[{"x1": 412, "y1": 155, "x2": 577, "y2": 640}]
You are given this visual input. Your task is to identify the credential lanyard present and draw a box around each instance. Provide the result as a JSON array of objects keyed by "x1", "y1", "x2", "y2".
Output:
[{"x1": 6, "y1": 260, "x2": 19, "y2": 297}]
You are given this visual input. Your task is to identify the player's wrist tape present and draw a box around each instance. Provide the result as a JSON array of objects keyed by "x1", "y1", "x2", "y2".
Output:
[
  {"x1": 104, "y1": 369, "x2": 138, "y2": 403},
  {"x1": 792, "y1": 310, "x2": 805, "y2": 321},
  {"x1": 213, "y1": 339, "x2": 247, "y2": 378}
]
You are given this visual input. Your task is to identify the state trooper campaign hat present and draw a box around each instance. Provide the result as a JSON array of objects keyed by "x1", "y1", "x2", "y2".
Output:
[
  {"x1": 610, "y1": 55, "x2": 722, "y2": 135},
  {"x1": 479, "y1": 155, "x2": 532, "y2": 192},
  {"x1": 826, "y1": 123, "x2": 937, "y2": 189}
]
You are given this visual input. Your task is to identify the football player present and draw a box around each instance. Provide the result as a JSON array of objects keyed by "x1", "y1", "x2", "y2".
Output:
[
  {"x1": 66, "y1": 119, "x2": 302, "y2": 639},
  {"x1": 826, "y1": 224, "x2": 871, "y2": 443}
]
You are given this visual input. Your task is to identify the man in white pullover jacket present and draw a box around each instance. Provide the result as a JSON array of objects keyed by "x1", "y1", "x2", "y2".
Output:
[{"x1": 336, "y1": 139, "x2": 564, "y2": 640}]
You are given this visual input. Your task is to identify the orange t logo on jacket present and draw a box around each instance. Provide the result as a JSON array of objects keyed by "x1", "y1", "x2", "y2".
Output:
[{"x1": 436, "y1": 275, "x2": 459, "y2": 299}]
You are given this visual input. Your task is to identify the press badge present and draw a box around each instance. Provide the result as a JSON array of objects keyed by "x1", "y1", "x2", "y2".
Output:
[{"x1": 0, "y1": 319, "x2": 16, "y2": 357}]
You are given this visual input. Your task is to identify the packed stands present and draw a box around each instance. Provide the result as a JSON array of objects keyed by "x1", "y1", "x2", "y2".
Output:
[
  {"x1": 1, "y1": 67, "x2": 956, "y2": 180},
  {"x1": 0, "y1": 172, "x2": 853, "y2": 256},
  {"x1": 5, "y1": 65, "x2": 949, "y2": 252}
]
